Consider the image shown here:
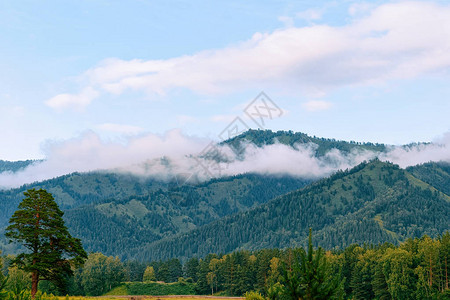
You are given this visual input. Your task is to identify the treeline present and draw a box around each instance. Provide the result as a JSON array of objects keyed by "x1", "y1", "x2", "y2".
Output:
[{"x1": 2, "y1": 232, "x2": 448, "y2": 298}]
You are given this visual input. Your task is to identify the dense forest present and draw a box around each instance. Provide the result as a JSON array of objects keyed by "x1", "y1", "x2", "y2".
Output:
[
  {"x1": 1, "y1": 159, "x2": 449, "y2": 262},
  {"x1": 0, "y1": 172, "x2": 309, "y2": 258},
  {"x1": 137, "y1": 160, "x2": 450, "y2": 261},
  {"x1": 1, "y1": 232, "x2": 448, "y2": 299}
]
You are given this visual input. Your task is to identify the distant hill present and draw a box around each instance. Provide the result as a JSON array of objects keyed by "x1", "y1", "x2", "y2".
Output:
[
  {"x1": 0, "y1": 159, "x2": 38, "y2": 173},
  {"x1": 135, "y1": 160, "x2": 450, "y2": 261}
]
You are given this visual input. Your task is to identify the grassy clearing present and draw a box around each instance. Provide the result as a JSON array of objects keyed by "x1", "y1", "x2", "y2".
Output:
[
  {"x1": 99, "y1": 297, "x2": 243, "y2": 300},
  {"x1": 60, "y1": 297, "x2": 243, "y2": 300},
  {"x1": 104, "y1": 281, "x2": 196, "y2": 296}
]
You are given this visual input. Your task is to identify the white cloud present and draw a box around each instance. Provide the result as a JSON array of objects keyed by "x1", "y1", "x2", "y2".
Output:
[
  {"x1": 348, "y1": 2, "x2": 375, "y2": 17},
  {"x1": 0, "y1": 130, "x2": 210, "y2": 188},
  {"x1": 302, "y1": 100, "x2": 333, "y2": 112},
  {"x1": 45, "y1": 1, "x2": 450, "y2": 110},
  {"x1": 381, "y1": 132, "x2": 450, "y2": 168},
  {"x1": 46, "y1": 87, "x2": 99, "y2": 111}
]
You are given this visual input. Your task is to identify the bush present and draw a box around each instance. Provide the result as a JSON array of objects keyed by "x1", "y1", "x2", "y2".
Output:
[{"x1": 244, "y1": 291, "x2": 265, "y2": 300}]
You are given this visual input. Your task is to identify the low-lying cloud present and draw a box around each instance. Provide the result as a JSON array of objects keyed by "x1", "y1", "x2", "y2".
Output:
[{"x1": 1, "y1": 130, "x2": 449, "y2": 189}]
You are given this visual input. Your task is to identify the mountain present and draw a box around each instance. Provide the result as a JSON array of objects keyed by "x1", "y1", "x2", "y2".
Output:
[
  {"x1": 223, "y1": 129, "x2": 387, "y2": 155},
  {"x1": 1, "y1": 130, "x2": 447, "y2": 261},
  {"x1": 135, "y1": 160, "x2": 450, "y2": 261},
  {"x1": 0, "y1": 159, "x2": 37, "y2": 173},
  {"x1": 0, "y1": 171, "x2": 309, "y2": 257}
]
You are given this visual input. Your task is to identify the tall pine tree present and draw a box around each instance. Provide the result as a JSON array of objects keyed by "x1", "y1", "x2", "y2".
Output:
[
  {"x1": 5, "y1": 189, "x2": 87, "y2": 297},
  {"x1": 278, "y1": 229, "x2": 344, "y2": 299}
]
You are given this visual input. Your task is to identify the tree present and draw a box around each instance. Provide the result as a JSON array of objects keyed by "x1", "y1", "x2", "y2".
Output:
[
  {"x1": 184, "y1": 257, "x2": 199, "y2": 281},
  {"x1": 6, "y1": 266, "x2": 31, "y2": 295},
  {"x1": 5, "y1": 188, "x2": 87, "y2": 297},
  {"x1": 381, "y1": 248, "x2": 415, "y2": 300},
  {"x1": 80, "y1": 253, "x2": 126, "y2": 296},
  {"x1": 0, "y1": 254, "x2": 7, "y2": 300},
  {"x1": 277, "y1": 229, "x2": 344, "y2": 300},
  {"x1": 143, "y1": 266, "x2": 156, "y2": 282}
]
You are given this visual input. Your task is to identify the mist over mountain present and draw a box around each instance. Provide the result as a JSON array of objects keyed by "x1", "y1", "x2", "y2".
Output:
[
  {"x1": 0, "y1": 160, "x2": 38, "y2": 174},
  {"x1": 0, "y1": 130, "x2": 449, "y2": 260},
  {"x1": 1, "y1": 129, "x2": 449, "y2": 189}
]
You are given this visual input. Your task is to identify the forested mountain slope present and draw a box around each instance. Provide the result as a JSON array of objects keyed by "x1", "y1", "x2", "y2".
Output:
[
  {"x1": 223, "y1": 129, "x2": 387, "y2": 155},
  {"x1": 407, "y1": 161, "x2": 450, "y2": 195},
  {"x1": 0, "y1": 172, "x2": 168, "y2": 228},
  {"x1": 0, "y1": 172, "x2": 309, "y2": 257},
  {"x1": 0, "y1": 160, "x2": 37, "y2": 173},
  {"x1": 136, "y1": 160, "x2": 450, "y2": 261}
]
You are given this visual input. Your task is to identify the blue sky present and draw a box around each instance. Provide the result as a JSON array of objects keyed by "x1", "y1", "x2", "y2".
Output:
[{"x1": 1, "y1": 0, "x2": 450, "y2": 161}]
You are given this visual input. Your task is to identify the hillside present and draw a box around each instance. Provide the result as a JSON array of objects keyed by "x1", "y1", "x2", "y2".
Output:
[
  {"x1": 407, "y1": 161, "x2": 450, "y2": 195},
  {"x1": 0, "y1": 159, "x2": 37, "y2": 173},
  {"x1": 0, "y1": 172, "x2": 168, "y2": 228},
  {"x1": 0, "y1": 172, "x2": 309, "y2": 257},
  {"x1": 135, "y1": 160, "x2": 450, "y2": 261},
  {"x1": 223, "y1": 129, "x2": 387, "y2": 155}
]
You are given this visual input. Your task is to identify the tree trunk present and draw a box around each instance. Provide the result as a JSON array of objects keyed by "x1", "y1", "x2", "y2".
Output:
[{"x1": 31, "y1": 270, "x2": 39, "y2": 298}]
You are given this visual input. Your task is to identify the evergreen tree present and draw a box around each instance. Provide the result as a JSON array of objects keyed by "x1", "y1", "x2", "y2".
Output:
[
  {"x1": 372, "y1": 259, "x2": 391, "y2": 300},
  {"x1": 0, "y1": 254, "x2": 7, "y2": 300},
  {"x1": 184, "y1": 257, "x2": 199, "y2": 281},
  {"x1": 5, "y1": 189, "x2": 87, "y2": 297},
  {"x1": 277, "y1": 229, "x2": 344, "y2": 299}
]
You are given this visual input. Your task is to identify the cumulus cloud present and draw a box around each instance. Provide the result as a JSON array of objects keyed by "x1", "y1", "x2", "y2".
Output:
[
  {"x1": 1, "y1": 129, "x2": 449, "y2": 189},
  {"x1": 45, "y1": 1, "x2": 450, "y2": 110}
]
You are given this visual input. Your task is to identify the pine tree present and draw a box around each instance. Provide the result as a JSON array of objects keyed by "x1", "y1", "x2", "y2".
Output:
[
  {"x1": 184, "y1": 257, "x2": 199, "y2": 282},
  {"x1": 5, "y1": 189, "x2": 87, "y2": 297},
  {"x1": 278, "y1": 229, "x2": 344, "y2": 299},
  {"x1": 0, "y1": 254, "x2": 7, "y2": 300}
]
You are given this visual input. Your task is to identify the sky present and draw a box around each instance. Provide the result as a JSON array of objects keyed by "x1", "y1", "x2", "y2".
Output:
[{"x1": 1, "y1": 0, "x2": 450, "y2": 163}]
